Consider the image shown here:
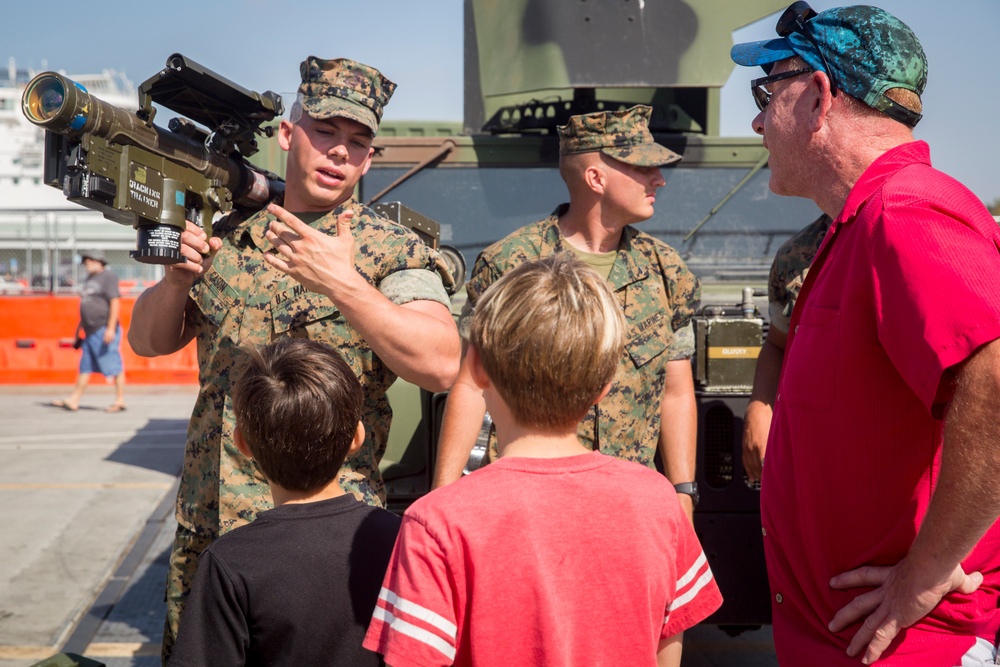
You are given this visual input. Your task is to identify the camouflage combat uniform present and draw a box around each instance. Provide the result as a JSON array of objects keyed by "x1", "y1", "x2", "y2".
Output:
[
  {"x1": 461, "y1": 205, "x2": 699, "y2": 467},
  {"x1": 767, "y1": 213, "x2": 832, "y2": 334},
  {"x1": 164, "y1": 197, "x2": 452, "y2": 650}
]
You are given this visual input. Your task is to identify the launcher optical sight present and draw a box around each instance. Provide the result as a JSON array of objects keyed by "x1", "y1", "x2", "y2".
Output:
[{"x1": 22, "y1": 54, "x2": 285, "y2": 265}]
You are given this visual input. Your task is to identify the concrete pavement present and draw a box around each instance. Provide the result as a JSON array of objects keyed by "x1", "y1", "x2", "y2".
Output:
[
  {"x1": 0, "y1": 383, "x2": 778, "y2": 667},
  {"x1": 0, "y1": 385, "x2": 195, "y2": 667}
]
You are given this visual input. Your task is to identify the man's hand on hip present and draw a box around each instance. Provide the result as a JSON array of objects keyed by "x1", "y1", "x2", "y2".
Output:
[{"x1": 828, "y1": 559, "x2": 983, "y2": 665}]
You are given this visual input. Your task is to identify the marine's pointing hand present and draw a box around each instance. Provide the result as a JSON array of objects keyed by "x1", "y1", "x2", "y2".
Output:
[{"x1": 264, "y1": 203, "x2": 360, "y2": 299}]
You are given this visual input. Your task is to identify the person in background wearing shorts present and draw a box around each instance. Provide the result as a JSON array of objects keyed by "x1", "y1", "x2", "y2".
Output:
[{"x1": 51, "y1": 249, "x2": 126, "y2": 413}]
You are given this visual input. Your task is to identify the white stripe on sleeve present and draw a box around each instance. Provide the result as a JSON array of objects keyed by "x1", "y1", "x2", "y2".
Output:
[
  {"x1": 675, "y1": 552, "x2": 707, "y2": 590},
  {"x1": 378, "y1": 588, "x2": 457, "y2": 639},
  {"x1": 372, "y1": 605, "x2": 457, "y2": 661},
  {"x1": 667, "y1": 567, "x2": 715, "y2": 614}
]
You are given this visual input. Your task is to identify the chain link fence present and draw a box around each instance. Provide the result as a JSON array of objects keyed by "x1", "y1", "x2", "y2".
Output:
[{"x1": 0, "y1": 209, "x2": 165, "y2": 295}]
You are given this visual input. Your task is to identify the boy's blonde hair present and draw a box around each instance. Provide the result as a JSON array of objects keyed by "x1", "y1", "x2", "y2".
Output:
[{"x1": 470, "y1": 253, "x2": 625, "y2": 429}]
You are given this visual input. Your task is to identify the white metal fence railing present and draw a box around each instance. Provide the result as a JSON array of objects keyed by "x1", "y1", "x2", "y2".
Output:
[{"x1": 0, "y1": 209, "x2": 164, "y2": 295}]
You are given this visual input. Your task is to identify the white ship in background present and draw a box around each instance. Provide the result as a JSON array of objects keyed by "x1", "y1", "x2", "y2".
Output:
[
  {"x1": 0, "y1": 58, "x2": 152, "y2": 291},
  {"x1": 0, "y1": 57, "x2": 136, "y2": 210}
]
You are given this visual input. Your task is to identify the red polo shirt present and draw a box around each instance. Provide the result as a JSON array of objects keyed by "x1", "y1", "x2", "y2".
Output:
[{"x1": 763, "y1": 141, "x2": 1000, "y2": 666}]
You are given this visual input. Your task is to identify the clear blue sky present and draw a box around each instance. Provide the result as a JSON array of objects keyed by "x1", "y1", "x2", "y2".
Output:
[{"x1": 5, "y1": 0, "x2": 997, "y2": 203}]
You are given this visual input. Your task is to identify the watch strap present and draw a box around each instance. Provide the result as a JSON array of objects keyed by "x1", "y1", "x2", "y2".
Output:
[{"x1": 673, "y1": 482, "x2": 700, "y2": 506}]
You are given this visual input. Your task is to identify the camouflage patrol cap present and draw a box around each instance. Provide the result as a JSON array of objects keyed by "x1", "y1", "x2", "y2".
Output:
[
  {"x1": 298, "y1": 56, "x2": 396, "y2": 135},
  {"x1": 557, "y1": 105, "x2": 681, "y2": 167}
]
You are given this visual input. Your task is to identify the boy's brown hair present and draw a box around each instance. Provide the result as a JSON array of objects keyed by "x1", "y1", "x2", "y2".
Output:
[
  {"x1": 232, "y1": 337, "x2": 363, "y2": 492},
  {"x1": 469, "y1": 253, "x2": 625, "y2": 429}
]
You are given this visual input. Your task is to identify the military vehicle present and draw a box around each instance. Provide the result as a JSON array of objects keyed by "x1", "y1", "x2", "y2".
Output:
[{"x1": 356, "y1": 0, "x2": 828, "y2": 632}]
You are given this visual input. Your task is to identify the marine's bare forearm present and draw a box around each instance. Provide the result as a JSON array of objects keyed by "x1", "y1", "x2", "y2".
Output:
[
  {"x1": 264, "y1": 206, "x2": 461, "y2": 391},
  {"x1": 659, "y1": 359, "x2": 697, "y2": 484},
  {"x1": 659, "y1": 359, "x2": 697, "y2": 521},
  {"x1": 433, "y1": 360, "x2": 486, "y2": 488},
  {"x1": 128, "y1": 280, "x2": 195, "y2": 356},
  {"x1": 330, "y1": 280, "x2": 460, "y2": 392}
]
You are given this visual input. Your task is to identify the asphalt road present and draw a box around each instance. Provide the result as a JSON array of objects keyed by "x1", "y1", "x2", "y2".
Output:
[{"x1": 0, "y1": 384, "x2": 778, "y2": 667}]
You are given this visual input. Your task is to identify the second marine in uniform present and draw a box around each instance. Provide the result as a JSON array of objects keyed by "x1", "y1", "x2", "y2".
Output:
[{"x1": 433, "y1": 105, "x2": 701, "y2": 516}]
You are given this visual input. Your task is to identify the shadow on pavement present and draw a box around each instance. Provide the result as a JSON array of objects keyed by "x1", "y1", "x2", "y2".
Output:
[{"x1": 104, "y1": 419, "x2": 187, "y2": 477}]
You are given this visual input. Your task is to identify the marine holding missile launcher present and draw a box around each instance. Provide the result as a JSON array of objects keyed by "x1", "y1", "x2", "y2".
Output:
[{"x1": 22, "y1": 54, "x2": 285, "y2": 265}]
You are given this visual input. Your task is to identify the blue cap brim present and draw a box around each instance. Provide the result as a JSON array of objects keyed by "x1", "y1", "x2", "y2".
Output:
[{"x1": 731, "y1": 37, "x2": 797, "y2": 71}]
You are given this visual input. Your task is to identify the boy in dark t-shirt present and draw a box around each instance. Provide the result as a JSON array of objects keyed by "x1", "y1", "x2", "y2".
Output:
[{"x1": 169, "y1": 338, "x2": 400, "y2": 667}]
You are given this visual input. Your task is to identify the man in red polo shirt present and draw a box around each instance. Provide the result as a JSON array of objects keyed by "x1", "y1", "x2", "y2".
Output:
[{"x1": 731, "y1": 4, "x2": 1000, "y2": 666}]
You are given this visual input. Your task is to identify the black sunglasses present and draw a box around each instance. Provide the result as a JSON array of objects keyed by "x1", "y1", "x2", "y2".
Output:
[
  {"x1": 750, "y1": 68, "x2": 812, "y2": 111},
  {"x1": 776, "y1": 1, "x2": 838, "y2": 97}
]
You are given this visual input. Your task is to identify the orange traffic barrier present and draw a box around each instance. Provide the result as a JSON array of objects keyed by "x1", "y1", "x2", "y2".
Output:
[{"x1": 0, "y1": 295, "x2": 198, "y2": 384}]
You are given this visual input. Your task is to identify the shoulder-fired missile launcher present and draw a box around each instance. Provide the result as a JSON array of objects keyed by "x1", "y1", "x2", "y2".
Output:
[{"x1": 22, "y1": 54, "x2": 284, "y2": 264}]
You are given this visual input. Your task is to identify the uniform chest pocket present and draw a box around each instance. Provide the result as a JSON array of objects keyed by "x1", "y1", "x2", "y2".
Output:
[
  {"x1": 783, "y1": 305, "x2": 840, "y2": 411},
  {"x1": 625, "y1": 310, "x2": 668, "y2": 369},
  {"x1": 191, "y1": 268, "x2": 242, "y2": 332},
  {"x1": 271, "y1": 288, "x2": 340, "y2": 335}
]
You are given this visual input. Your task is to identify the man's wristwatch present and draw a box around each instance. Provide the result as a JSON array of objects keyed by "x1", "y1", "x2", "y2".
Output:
[{"x1": 673, "y1": 482, "x2": 700, "y2": 507}]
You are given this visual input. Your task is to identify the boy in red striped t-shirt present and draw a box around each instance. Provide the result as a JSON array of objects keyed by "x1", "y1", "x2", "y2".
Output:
[{"x1": 364, "y1": 254, "x2": 722, "y2": 667}]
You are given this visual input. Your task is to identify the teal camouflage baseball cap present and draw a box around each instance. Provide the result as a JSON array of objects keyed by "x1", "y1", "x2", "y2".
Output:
[
  {"x1": 297, "y1": 56, "x2": 396, "y2": 135},
  {"x1": 731, "y1": 4, "x2": 926, "y2": 127},
  {"x1": 558, "y1": 105, "x2": 681, "y2": 167}
]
